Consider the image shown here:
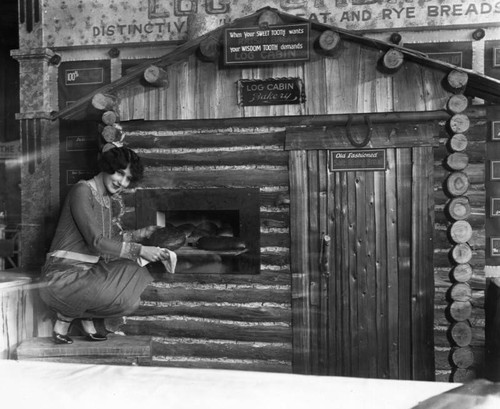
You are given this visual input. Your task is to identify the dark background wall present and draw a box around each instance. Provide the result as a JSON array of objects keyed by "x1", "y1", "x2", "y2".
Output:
[{"x1": 0, "y1": 0, "x2": 20, "y2": 229}]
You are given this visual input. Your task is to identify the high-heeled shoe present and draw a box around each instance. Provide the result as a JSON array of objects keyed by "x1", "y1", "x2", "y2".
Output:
[
  {"x1": 52, "y1": 316, "x2": 74, "y2": 344},
  {"x1": 53, "y1": 331, "x2": 74, "y2": 344},
  {"x1": 93, "y1": 318, "x2": 113, "y2": 338},
  {"x1": 71, "y1": 319, "x2": 107, "y2": 341}
]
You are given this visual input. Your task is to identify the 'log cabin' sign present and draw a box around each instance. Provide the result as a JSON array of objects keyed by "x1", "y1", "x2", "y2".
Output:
[
  {"x1": 224, "y1": 23, "x2": 310, "y2": 65},
  {"x1": 329, "y1": 149, "x2": 387, "y2": 171},
  {"x1": 237, "y1": 78, "x2": 305, "y2": 106}
]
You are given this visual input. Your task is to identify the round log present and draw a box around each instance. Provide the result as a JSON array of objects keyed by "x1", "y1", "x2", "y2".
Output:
[
  {"x1": 91, "y1": 93, "x2": 117, "y2": 111},
  {"x1": 381, "y1": 48, "x2": 404, "y2": 73},
  {"x1": 144, "y1": 65, "x2": 169, "y2": 87},
  {"x1": 446, "y1": 94, "x2": 469, "y2": 114},
  {"x1": 450, "y1": 283, "x2": 472, "y2": 302},
  {"x1": 449, "y1": 220, "x2": 473, "y2": 244},
  {"x1": 451, "y1": 243, "x2": 472, "y2": 264},
  {"x1": 451, "y1": 263, "x2": 473, "y2": 283},
  {"x1": 101, "y1": 125, "x2": 120, "y2": 142},
  {"x1": 451, "y1": 368, "x2": 475, "y2": 383},
  {"x1": 450, "y1": 346, "x2": 474, "y2": 368},
  {"x1": 445, "y1": 172, "x2": 469, "y2": 197},
  {"x1": 448, "y1": 114, "x2": 470, "y2": 134},
  {"x1": 316, "y1": 30, "x2": 342, "y2": 56},
  {"x1": 449, "y1": 301, "x2": 472, "y2": 322},
  {"x1": 258, "y1": 10, "x2": 282, "y2": 27},
  {"x1": 445, "y1": 152, "x2": 469, "y2": 171},
  {"x1": 448, "y1": 133, "x2": 468, "y2": 152},
  {"x1": 198, "y1": 37, "x2": 220, "y2": 62},
  {"x1": 449, "y1": 321, "x2": 472, "y2": 347},
  {"x1": 102, "y1": 110, "x2": 118, "y2": 126},
  {"x1": 447, "y1": 70, "x2": 469, "y2": 92},
  {"x1": 446, "y1": 197, "x2": 471, "y2": 221}
]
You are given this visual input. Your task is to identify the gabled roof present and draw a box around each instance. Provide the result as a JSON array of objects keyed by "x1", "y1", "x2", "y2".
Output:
[{"x1": 54, "y1": 7, "x2": 500, "y2": 121}]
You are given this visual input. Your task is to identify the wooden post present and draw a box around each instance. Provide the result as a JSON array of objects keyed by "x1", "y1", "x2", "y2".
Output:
[
  {"x1": 447, "y1": 70, "x2": 469, "y2": 93},
  {"x1": 315, "y1": 30, "x2": 342, "y2": 57},
  {"x1": 102, "y1": 110, "x2": 119, "y2": 125},
  {"x1": 447, "y1": 94, "x2": 469, "y2": 114},
  {"x1": 446, "y1": 196, "x2": 471, "y2": 221},
  {"x1": 91, "y1": 93, "x2": 117, "y2": 111},
  {"x1": 448, "y1": 114, "x2": 470, "y2": 134},
  {"x1": 144, "y1": 65, "x2": 169, "y2": 87},
  {"x1": 379, "y1": 49, "x2": 404, "y2": 73},
  {"x1": 450, "y1": 263, "x2": 473, "y2": 283},
  {"x1": 448, "y1": 133, "x2": 468, "y2": 152},
  {"x1": 101, "y1": 124, "x2": 121, "y2": 143},
  {"x1": 197, "y1": 37, "x2": 220, "y2": 62},
  {"x1": 446, "y1": 172, "x2": 470, "y2": 197},
  {"x1": 445, "y1": 152, "x2": 469, "y2": 171},
  {"x1": 449, "y1": 220, "x2": 473, "y2": 244}
]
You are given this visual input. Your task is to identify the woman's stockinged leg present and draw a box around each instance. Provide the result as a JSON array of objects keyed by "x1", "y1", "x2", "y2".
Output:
[{"x1": 52, "y1": 312, "x2": 74, "y2": 344}]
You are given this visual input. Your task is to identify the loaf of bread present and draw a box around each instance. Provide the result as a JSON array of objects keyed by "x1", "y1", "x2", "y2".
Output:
[
  {"x1": 146, "y1": 226, "x2": 187, "y2": 250},
  {"x1": 196, "y1": 236, "x2": 247, "y2": 251}
]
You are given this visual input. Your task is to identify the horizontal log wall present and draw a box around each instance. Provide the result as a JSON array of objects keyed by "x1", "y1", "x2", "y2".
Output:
[{"x1": 122, "y1": 127, "x2": 293, "y2": 372}]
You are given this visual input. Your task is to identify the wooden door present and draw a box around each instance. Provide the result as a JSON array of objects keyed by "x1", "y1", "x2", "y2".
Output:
[{"x1": 290, "y1": 147, "x2": 435, "y2": 380}]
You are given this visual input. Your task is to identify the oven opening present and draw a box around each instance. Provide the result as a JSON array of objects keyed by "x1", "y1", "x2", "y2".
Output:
[{"x1": 136, "y1": 188, "x2": 260, "y2": 275}]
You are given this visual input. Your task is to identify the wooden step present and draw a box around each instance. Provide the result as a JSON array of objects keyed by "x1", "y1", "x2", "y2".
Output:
[
  {"x1": 152, "y1": 337, "x2": 292, "y2": 361},
  {"x1": 151, "y1": 356, "x2": 292, "y2": 373},
  {"x1": 16, "y1": 334, "x2": 152, "y2": 366}
]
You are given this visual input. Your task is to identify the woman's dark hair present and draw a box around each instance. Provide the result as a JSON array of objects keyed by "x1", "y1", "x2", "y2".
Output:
[{"x1": 98, "y1": 146, "x2": 144, "y2": 182}]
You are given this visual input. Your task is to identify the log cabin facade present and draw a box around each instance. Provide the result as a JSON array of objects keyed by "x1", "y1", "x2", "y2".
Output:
[{"x1": 5, "y1": 3, "x2": 500, "y2": 382}]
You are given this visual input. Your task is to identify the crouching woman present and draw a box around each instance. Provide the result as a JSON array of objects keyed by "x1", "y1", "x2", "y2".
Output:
[{"x1": 40, "y1": 144, "x2": 169, "y2": 344}]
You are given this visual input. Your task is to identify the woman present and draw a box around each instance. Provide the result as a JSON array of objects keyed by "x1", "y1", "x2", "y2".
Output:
[{"x1": 40, "y1": 144, "x2": 169, "y2": 344}]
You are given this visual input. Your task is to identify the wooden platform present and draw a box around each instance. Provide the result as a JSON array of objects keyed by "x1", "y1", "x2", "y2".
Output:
[{"x1": 16, "y1": 334, "x2": 152, "y2": 366}]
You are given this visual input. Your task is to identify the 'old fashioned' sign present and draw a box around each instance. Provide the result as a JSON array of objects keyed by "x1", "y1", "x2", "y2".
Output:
[
  {"x1": 224, "y1": 23, "x2": 310, "y2": 65},
  {"x1": 330, "y1": 149, "x2": 387, "y2": 171},
  {"x1": 237, "y1": 78, "x2": 305, "y2": 106}
]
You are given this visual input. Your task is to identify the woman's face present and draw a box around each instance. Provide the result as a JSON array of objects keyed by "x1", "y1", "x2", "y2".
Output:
[{"x1": 103, "y1": 164, "x2": 132, "y2": 195}]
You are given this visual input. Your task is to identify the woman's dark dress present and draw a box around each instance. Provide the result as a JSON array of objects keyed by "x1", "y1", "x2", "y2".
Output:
[{"x1": 40, "y1": 177, "x2": 153, "y2": 318}]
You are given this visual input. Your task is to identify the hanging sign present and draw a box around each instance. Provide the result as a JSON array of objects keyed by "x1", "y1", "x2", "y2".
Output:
[
  {"x1": 0, "y1": 141, "x2": 21, "y2": 160},
  {"x1": 224, "y1": 23, "x2": 310, "y2": 65},
  {"x1": 329, "y1": 149, "x2": 387, "y2": 172},
  {"x1": 64, "y1": 67, "x2": 105, "y2": 86},
  {"x1": 66, "y1": 135, "x2": 97, "y2": 152},
  {"x1": 237, "y1": 78, "x2": 305, "y2": 106},
  {"x1": 66, "y1": 170, "x2": 95, "y2": 185}
]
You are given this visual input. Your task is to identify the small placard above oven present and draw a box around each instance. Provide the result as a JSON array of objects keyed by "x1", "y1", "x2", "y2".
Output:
[{"x1": 237, "y1": 78, "x2": 305, "y2": 106}]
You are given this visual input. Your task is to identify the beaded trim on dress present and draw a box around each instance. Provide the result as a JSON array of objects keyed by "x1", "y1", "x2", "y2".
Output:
[{"x1": 80, "y1": 179, "x2": 110, "y2": 209}]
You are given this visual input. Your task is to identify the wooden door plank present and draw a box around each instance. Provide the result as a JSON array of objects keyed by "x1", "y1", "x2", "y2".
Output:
[
  {"x1": 325, "y1": 41, "x2": 360, "y2": 114},
  {"x1": 374, "y1": 168, "x2": 390, "y2": 378},
  {"x1": 385, "y1": 148, "x2": 400, "y2": 379},
  {"x1": 392, "y1": 61, "x2": 427, "y2": 112},
  {"x1": 412, "y1": 146, "x2": 436, "y2": 380},
  {"x1": 304, "y1": 58, "x2": 327, "y2": 115},
  {"x1": 289, "y1": 150, "x2": 312, "y2": 374},
  {"x1": 347, "y1": 171, "x2": 360, "y2": 376},
  {"x1": 355, "y1": 170, "x2": 370, "y2": 377},
  {"x1": 397, "y1": 148, "x2": 413, "y2": 380},
  {"x1": 317, "y1": 150, "x2": 329, "y2": 374},
  {"x1": 327, "y1": 160, "x2": 340, "y2": 375},
  {"x1": 307, "y1": 150, "x2": 320, "y2": 375},
  {"x1": 365, "y1": 171, "x2": 378, "y2": 377}
]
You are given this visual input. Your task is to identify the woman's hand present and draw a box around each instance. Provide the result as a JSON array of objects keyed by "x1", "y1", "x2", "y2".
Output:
[{"x1": 140, "y1": 246, "x2": 170, "y2": 263}]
